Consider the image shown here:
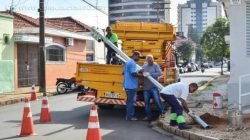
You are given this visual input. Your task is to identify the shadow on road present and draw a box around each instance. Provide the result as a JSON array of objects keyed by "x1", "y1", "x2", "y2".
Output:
[
  {"x1": 0, "y1": 135, "x2": 20, "y2": 140},
  {"x1": 98, "y1": 107, "x2": 172, "y2": 140},
  {"x1": 6, "y1": 104, "x2": 90, "y2": 129}
]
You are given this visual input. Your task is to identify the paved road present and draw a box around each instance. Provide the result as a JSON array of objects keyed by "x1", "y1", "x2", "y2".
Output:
[
  {"x1": 180, "y1": 68, "x2": 222, "y2": 84},
  {"x1": 0, "y1": 94, "x2": 182, "y2": 140},
  {"x1": 0, "y1": 68, "x2": 222, "y2": 140}
]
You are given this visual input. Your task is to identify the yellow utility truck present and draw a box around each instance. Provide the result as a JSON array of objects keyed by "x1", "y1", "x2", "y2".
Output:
[{"x1": 76, "y1": 21, "x2": 178, "y2": 107}]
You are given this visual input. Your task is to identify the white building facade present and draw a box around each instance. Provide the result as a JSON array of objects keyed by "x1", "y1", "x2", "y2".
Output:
[
  {"x1": 219, "y1": 0, "x2": 250, "y2": 113},
  {"x1": 108, "y1": 0, "x2": 170, "y2": 24},
  {"x1": 178, "y1": 0, "x2": 221, "y2": 38}
]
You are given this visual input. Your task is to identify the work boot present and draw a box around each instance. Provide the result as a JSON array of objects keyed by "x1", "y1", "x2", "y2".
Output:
[
  {"x1": 178, "y1": 124, "x2": 192, "y2": 130},
  {"x1": 170, "y1": 120, "x2": 178, "y2": 126}
]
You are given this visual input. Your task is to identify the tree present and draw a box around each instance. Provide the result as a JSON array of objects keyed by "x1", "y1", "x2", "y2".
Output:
[
  {"x1": 176, "y1": 40, "x2": 194, "y2": 63},
  {"x1": 201, "y1": 18, "x2": 230, "y2": 75}
]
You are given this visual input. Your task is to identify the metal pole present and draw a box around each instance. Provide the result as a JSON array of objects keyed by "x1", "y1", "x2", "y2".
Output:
[
  {"x1": 91, "y1": 27, "x2": 164, "y2": 90},
  {"x1": 39, "y1": 0, "x2": 46, "y2": 94}
]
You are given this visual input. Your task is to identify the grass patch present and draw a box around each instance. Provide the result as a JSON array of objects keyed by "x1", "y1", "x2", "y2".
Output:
[{"x1": 204, "y1": 83, "x2": 213, "y2": 90}]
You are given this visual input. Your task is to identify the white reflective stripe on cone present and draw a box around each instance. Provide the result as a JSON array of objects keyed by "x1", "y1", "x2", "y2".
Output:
[
  {"x1": 42, "y1": 104, "x2": 49, "y2": 108},
  {"x1": 24, "y1": 103, "x2": 31, "y2": 108},
  {"x1": 90, "y1": 110, "x2": 98, "y2": 116},
  {"x1": 88, "y1": 122, "x2": 100, "y2": 128},
  {"x1": 27, "y1": 112, "x2": 32, "y2": 117}
]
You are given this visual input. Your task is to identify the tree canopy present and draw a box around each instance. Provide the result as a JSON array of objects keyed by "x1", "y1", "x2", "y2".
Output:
[
  {"x1": 201, "y1": 18, "x2": 230, "y2": 60},
  {"x1": 176, "y1": 40, "x2": 194, "y2": 62},
  {"x1": 200, "y1": 18, "x2": 229, "y2": 74}
]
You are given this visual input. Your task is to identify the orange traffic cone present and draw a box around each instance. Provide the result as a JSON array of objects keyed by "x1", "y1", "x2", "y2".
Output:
[
  {"x1": 30, "y1": 84, "x2": 37, "y2": 101},
  {"x1": 86, "y1": 105, "x2": 102, "y2": 140},
  {"x1": 40, "y1": 96, "x2": 51, "y2": 123},
  {"x1": 20, "y1": 98, "x2": 36, "y2": 136}
]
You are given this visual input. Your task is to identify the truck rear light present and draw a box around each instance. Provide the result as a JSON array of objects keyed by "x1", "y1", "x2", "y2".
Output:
[{"x1": 85, "y1": 91, "x2": 97, "y2": 97}]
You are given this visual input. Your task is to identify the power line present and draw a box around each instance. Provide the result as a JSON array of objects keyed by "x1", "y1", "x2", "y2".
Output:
[{"x1": 80, "y1": 0, "x2": 108, "y2": 16}]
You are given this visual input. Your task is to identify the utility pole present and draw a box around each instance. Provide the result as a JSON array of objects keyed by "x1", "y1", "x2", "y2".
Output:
[{"x1": 38, "y1": 0, "x2": 46, "y2": 94}]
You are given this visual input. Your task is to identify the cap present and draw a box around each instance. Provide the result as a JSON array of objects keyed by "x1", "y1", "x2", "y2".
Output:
[{"x1": 133, "y1": 51, "x2": 143, "y2": 58}]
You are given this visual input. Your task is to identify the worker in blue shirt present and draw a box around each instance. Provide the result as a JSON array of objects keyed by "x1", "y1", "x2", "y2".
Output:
[{"x1": 123, "y1": 51, "x2": 143, "y2": 121}]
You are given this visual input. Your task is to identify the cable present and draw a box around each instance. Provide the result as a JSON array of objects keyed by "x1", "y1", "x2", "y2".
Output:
[
  {"x1": 80, "y1": 0, "x2": 108, "y2": 16},
  {"x1": 96, "y1": 0, "x2": 99, "y2": 27}
]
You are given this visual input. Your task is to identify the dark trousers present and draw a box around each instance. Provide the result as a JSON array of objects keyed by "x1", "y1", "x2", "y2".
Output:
[
  {"x1": 161, "y1": 94, "x2": 183, "y2": 116},
  {"x1": 161, "y1": 94, "x2": 186, "y2": 128},
  {"x1": 106, "y1": 50, "x2": 115, "y2": 64}
]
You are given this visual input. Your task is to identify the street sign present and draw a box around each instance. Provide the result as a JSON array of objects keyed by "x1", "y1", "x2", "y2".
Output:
[{"x1": 230, "y1": 0, "x2": 241, "y2": 5}]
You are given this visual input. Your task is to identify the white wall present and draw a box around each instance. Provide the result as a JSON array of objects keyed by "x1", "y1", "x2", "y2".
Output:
[
  {"x1": 227, "y1": 0, "x2": 250, "y2": 112},
  {"x1": 94, "y1": 40, "x2": 105, "y2": 64}
]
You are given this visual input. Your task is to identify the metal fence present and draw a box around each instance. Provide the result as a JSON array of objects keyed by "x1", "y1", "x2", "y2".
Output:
[{"x1": 239, "y1": 73, "x2": 250, "y2": 111}]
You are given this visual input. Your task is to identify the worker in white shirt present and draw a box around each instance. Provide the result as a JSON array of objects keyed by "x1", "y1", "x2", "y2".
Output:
[{"x1": 160, "y1": 82, "x2": 198, "y2": 130}]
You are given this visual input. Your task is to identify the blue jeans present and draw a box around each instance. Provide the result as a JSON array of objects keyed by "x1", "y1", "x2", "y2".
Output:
[
  {"x1": 125, "y1": 89, "x2": 137, "y2": 120},
  {"x1": 144, "y1": 88, "x2": 164, "y2": 119}
]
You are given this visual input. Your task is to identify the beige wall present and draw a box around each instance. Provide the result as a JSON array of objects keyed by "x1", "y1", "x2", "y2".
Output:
[{"x1": 46, "y1": 36, "x2": 87, "y2": 87}]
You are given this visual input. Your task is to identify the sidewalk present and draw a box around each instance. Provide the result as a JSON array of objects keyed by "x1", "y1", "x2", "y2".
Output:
[
  {"x1": 0, "y1": 87, "x2": 57, "y2": 106},
  {"x1": 154, "y1": 73, "x2": 249, "y2": 140}
]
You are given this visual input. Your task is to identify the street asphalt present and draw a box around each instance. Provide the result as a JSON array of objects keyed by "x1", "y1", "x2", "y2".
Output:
[{"x1": 0, "y1": 68, "x2": 222, "y2": 140}]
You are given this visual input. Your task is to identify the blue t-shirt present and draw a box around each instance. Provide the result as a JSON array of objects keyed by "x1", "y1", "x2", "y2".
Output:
[{"x1": 123, "y1": 58, "x2": 138, "y2": 89}]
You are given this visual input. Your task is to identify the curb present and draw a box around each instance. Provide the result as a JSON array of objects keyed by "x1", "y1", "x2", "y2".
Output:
[
  {"x1": 157, "y1": 121, "x2": 219, "y2": 140},
  {"x1": 0, "y1": 92, "x2": 57, "y2": 106},
  {"x1": 197, "y1": 75, "x2": 221, "y2": 91}
]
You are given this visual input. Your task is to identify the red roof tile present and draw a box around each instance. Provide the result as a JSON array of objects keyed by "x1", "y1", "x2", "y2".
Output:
[
  {"x1": 0, "y1": 11, "x2": 90, "y2": 32},
  {"x1": 0, "y1": 11, "x2": 39, "y2": 28},
  {"x1": 45, "y1": 17, "x2": 90, "y2": 32}
]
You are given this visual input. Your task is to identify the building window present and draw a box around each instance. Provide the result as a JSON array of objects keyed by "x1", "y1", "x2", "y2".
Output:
[
  {"x1": 46, "y1": 45, "x2": 65, "y2": 62},
  {"x1": 110, "y1": 6, "x2": 122, "y2": 10},
  {"x1": 86, "y1": 41, "x2": 94, "y2": 51},
  {"x1": 110, "y1": 13, "x2": 123, "y2": 17},
  {"x1": 86, "y1": 54, "x2": 94, "y2": 61},
  {"x1": 123, "y1": 12, "x2": 148, "y2": 16},
  {"x1": 3, "y1": 34, "x2": 10, "y2": 44},
  {"x1": 110, "y1": 0, "x2": 122, "y2": 4},
  {"x1": 123, "y1": 5, "x2": 149, "y2": 10}
]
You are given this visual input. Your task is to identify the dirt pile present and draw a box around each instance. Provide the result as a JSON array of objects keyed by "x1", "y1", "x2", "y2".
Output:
[{"x1": 200, "y1": 113, "x2": 229, "y2": 125}]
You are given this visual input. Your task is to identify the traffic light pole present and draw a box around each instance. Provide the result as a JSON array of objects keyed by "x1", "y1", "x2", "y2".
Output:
[{"x1": 39, "y1": 0, "x2": 46, "y2": 94}]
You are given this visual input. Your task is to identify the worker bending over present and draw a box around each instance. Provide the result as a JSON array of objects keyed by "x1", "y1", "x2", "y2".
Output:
[{"x1": 160, "y1": 82, "x2": 198, "y2": 129}]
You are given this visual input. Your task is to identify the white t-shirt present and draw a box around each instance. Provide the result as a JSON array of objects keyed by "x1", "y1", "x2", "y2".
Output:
[{"x1": 160, "y1": 82, "x2": 189, "y2": 100}]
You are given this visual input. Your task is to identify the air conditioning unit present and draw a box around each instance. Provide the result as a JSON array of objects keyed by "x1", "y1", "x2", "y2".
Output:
[{"x1": 66, "y1": 37, "x2": 74, "y2": 47}]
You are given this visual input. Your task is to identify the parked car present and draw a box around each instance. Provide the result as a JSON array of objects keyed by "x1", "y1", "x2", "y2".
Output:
[
  {"x1": 208, "y1": 61, "x2": 214, "y2": 68},
  {"x1": 202, "y1": 62, "x2": 209, "y2": 68}
]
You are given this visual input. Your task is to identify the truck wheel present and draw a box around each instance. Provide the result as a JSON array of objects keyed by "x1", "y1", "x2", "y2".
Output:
[{"x1": 57, "y1": 83, "x2": 68, "y2": 94}]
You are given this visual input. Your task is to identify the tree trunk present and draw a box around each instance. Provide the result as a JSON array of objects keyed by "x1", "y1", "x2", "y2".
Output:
[{"x1": 221, "y1": 57, "x2": 224, "y2": 75}]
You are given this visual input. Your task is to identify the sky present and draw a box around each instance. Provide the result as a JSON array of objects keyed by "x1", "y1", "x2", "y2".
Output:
[{"x1": 0, "y1": 0, "x2": 216, "y2": 28}]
